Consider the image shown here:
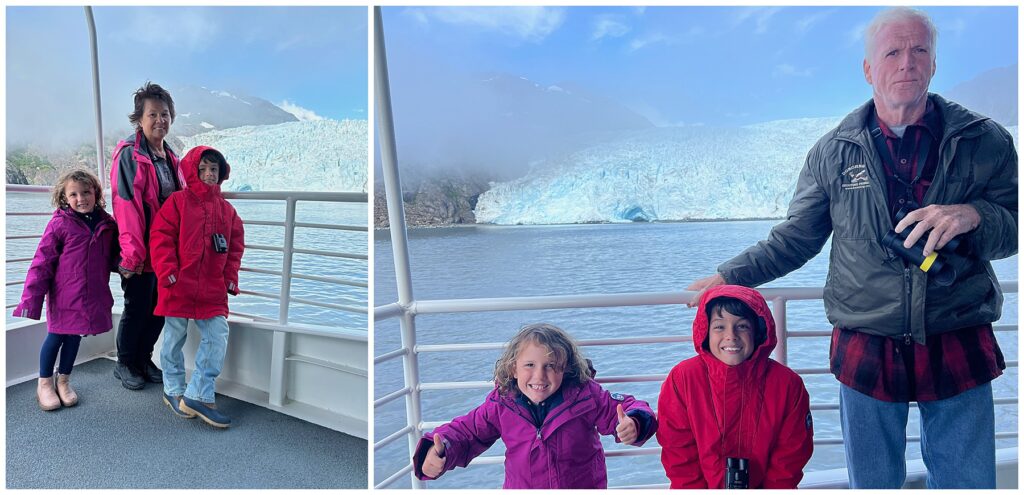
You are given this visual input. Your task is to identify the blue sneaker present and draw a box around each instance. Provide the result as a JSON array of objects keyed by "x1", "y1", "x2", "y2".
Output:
[
  {"x1": 163, "y1": 393, "x2": 195, "y2": 419},
  {"x1": 179, "y1": 396, "x2": 231, "y2": 428}
]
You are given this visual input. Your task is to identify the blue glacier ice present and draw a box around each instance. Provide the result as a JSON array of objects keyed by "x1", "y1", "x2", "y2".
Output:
[
  {"x1": 475, "y1": 119, "x2": 1018, "y2": 225},
  {"x1": 179, "y1": 119, "x2": 367, "y2": 192}
]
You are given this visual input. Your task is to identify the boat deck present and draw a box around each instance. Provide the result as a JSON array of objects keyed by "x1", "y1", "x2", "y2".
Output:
[{"x1": 7, "y1": 358, "x2": 367, "y2": 489}]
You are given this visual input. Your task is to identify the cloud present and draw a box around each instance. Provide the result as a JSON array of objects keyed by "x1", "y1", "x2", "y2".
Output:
[
  {"x1": 110, "y1": 8, "x2": 218, "y2": 52},
  {"x1": 407, "y1": 7, "x2": 566, "y2": 43},
  {"x1": 795, "y1": 9, "x2": 833, "y2": 34},
  {"x1": 773, "y1": 63, "x2": 813, "y2": 78},
  {"x1": 847, "y1": 21, "x2": 868, "y2": 50},
  {"x1": 278, "y1": 100, "x2": 325, "y2": 121},
  {"x1": 592, "y1": 15, "x2": 630, "y2": 41},
  {"x1": 731, "y1": 7, "x2": 782, "y2": 35},
  {"x1": 941, "y1": 18, "x2": 967, "y2": 39},
  {"x1": 628, "y1": 32, "x2": 672, "y2": 52}
]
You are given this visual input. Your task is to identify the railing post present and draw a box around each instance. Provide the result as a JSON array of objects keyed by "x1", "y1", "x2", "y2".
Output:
[
  {"x1": 83, "y1": 7, "x2": 106, "y2": 186},
  {"x1": 270, "y1": 197, "x2": 298, "y2": 407},
  {"x1": 375, "y1": 7, "x2": 426, "y2": 488},
  {"x1": 771, "y1": 296, "x2": 787, "y2": 365}
]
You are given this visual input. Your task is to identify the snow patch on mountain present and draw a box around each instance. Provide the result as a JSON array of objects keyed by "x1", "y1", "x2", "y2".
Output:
[{"x1": 178, "y1": 119, "x2": 367, "y2": 193}]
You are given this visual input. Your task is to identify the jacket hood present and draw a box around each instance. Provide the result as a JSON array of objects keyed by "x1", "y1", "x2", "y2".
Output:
[
  {"x1": 177, "y1": 145, "x2": 231, "y2": 194},
  {"x1": 692, "y1": 285, "x2": 776, "y2": 366}
]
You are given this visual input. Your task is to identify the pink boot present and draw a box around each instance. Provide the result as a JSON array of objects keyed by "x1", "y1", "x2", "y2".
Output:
[
  {"x1": 37, "y1": 376, "x2": 61, "y2": 411},
  {"x1": 56, "y1": 373, "x2": 78, "y2": 407}
]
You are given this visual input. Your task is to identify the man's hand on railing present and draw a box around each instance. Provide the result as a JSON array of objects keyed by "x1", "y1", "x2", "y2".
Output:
[
  {"x1": 685, "y1": 273, "x2": 726, "y2": 307},
  {"x1": 422, "y1": 433, "x2": 446, "y2": 478}
]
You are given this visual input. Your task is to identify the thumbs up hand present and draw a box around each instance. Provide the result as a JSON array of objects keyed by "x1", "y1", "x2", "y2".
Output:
[
  {"x1": 422, "y1": 434, "x2": 447, "y2": 478},
  {"x1": 615, "y1": 404, "x2": 638, "y2": 445}
]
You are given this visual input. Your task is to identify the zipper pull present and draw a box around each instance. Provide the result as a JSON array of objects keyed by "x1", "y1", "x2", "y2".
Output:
[
  {"x1": 904, "y1": 334, "x2": 911, "y2": 346},
  {"x1": 536, "y1": 428, "x2": 542, "y2": 440}
]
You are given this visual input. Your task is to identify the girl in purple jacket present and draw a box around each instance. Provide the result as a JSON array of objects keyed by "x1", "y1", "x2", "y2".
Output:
[
  {"x1": 412, "y1": 323, "x2": 658, "y2": 488},
  {"x1": 13, "y1": 169, "x2": 118, "y2": 411}
]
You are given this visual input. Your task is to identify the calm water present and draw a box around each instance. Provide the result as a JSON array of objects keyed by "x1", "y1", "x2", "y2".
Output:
[
  {"x1": 6, "y1": 192, "x2": 367, "y2": 332},
  {"x1": 374, "y1": 221, "x2": 1018, "y2": 488}
]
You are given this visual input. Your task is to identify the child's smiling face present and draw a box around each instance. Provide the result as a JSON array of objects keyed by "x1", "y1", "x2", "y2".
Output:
[
  {"x1": 708, "y1": 309, "x2": 756, "y2": 365},
  {"x1": 198, "y1": 157, "x2": 220, "y2": 185},
  {"x1": 64, "y1": 180, "x2": 96, "y2": 214},
  {"x1": 514, "y1": 341, "x2": 564, "y2": 404}
]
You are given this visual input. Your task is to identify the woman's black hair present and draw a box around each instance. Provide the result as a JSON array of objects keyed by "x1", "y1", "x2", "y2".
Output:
[{"x1": 701, "y1": 296, "x2": 768, "y2": 351}]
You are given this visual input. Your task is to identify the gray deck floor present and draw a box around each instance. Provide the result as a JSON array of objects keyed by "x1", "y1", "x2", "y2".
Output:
[{"x1": 7, "y1": 358, "x2": 367, "y2": 489}]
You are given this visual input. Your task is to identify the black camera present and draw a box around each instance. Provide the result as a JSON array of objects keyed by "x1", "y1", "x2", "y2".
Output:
[
  {"x1": 880, "y1": 205, "x2": 971, "y2": 287},
  {"x1": 725, "y1": 457, "x2": 749, "y2": 489},
  {"x1": 212, "y1": 233, "x2": 228, "y2": 253}
]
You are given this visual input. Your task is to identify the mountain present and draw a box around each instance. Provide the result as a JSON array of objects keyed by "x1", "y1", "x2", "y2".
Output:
[
  {"x1": 389, "y1": 72, "x2": 654, "y2": 178},
  {"x1": 945, "y1": 65, "x2": 1017, "y2": 126},
  {"x1": 178, "y1": 119, "x2": 367, "y2": 193},
  {"x1": 172, "y1": 85, "x2": 299, "y2": 137}
]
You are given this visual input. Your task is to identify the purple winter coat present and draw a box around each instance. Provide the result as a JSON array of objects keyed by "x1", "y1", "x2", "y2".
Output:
[
  {"x1": 413, "y1": 379, "x2": 658, "y2": 488},
  {"x1": 13, "y1": 208, "x2": 118, "y2": 335}
]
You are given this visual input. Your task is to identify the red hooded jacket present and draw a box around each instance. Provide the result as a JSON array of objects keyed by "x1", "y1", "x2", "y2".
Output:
[
  {"x1": 658, "y1": 285, "x2": 813, "y2": 489},
  {"x1": 150, "y1": 146, "x2": 244, "y2": 320}
]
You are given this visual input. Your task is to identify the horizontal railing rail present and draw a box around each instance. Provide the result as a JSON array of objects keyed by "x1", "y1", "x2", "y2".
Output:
[
  {"x1": 373, "y1": 283, "x2": 1019, "y2": 489},
  {"x1": 7, "y1": 184, "x2": 369, "y2": 325}
]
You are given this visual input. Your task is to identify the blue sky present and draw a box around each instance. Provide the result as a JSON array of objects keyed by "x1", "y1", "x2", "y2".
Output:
[
  {"x1": 7, "y1": 6, "x2": 367, "y2": 146},
  {"x1": 383, "y1": 6, "x2": 1017, "y2": 126}
]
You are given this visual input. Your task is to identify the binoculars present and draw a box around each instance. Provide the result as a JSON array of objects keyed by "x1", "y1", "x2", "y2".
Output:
[
  {"x1": 880, "y1": 206, "x2": 971, "y2": 287},
  {"x1": 725, "y1": 457, "x2": 749, "y2": 489}
]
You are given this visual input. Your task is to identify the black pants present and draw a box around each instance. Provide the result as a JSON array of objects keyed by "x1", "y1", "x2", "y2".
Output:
[{"x1": 117, "y1": 272, "x2": 164, "y2": 371}]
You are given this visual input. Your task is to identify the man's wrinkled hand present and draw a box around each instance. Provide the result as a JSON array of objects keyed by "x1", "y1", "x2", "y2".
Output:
[
  {"x1": 895, "y1": 204, "x2": 980, "y2": 256},
  {"x1": 685, "y1": 273, "x2": 726, "y2": 307}
]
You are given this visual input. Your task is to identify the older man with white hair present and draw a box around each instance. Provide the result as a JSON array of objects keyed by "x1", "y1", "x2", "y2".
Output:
[{"x1": 687, "y1": 7, "x2": 1016, "y2": 488}]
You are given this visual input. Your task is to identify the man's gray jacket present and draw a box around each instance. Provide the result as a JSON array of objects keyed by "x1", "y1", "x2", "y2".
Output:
[{"x1": 719, "y1": 94, "x2": 1017, "y2": 344}]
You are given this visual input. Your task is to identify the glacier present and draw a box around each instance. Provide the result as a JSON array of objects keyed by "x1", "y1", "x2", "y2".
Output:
[
  {"x1": 475, "y1": 119, "x2": 1019, "y2": 225},
  {"x1": 178, "y1": 119, "x2": 367, "y2": 193}
]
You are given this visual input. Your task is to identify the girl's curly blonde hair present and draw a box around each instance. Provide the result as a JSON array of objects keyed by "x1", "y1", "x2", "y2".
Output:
[
  {"x1": 51, "y1": 169, "x2": 105, "y2": 210},
  {"x1": 494, "y1": 323, "x2": 592, "y2": 397}
]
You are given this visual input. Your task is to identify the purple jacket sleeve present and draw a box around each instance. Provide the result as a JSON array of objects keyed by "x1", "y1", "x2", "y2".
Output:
[
  {"x1": 13, "y1": 218, "x2": 63, "y2": 319},
  {"x1": 413, "y1": 397, "x2": 503, "y2": 480},
  {"x1": 593, "y1": 384, "x2": 658, "y2": 446}
]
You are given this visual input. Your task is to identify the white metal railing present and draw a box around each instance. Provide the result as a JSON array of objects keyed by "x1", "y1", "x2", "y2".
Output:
[
  {"x1": 7, "y1": 184, "x2": 368, "y2": 409},
  {"x1": 373, "y1": 286, "x2": 1019, "y2": 489},
  {"x1": 6, "y1": 184, "x2": 368, "y2": 323}
]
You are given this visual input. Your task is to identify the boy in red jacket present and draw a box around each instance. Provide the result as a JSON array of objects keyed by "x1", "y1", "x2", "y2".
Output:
[
  {"x1": 658, "y1": 285, "x2": 813, "y2": 488},
  {"x1": 149, "y1": 146, "x2": 244, "y2": 428}
]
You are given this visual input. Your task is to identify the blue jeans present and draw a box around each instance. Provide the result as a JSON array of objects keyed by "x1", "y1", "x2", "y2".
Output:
[
  {"x1": 839, "y1": 382, "x2": 995, "y2": 488},
  {"x1": 160, "y1": 316, "x2": 230, "y2": 403}
]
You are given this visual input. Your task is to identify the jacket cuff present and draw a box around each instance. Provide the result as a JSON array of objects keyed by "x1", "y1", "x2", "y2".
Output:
[
  {"x1": 626, "y1": 409, "x2": 657, "y2": 445},
  {"x1": 161, "y1": 273, "x2": 178, "y2": 288},
  {"x1": 227, "y1": 281, "x2": 239, "y2": 295},
  {"x1": 12, "y1": 306, "x2": 42, "y2": 320}
]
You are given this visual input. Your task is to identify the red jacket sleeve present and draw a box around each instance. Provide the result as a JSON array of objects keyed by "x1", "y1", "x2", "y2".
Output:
[
  {"x1": 658, "y1": 368, "x2": 708, "y2": 489},
  {"x1": 413, "y1": 398, "x2": 502, "y2": 480},
  {"x1": 149, "y1": 195, "x2": 182, "y2": 288},
  {"x1": 110, "y1": 146, "x2": 149, "y2": 272},
  {"x1": 762, "y1": 375, "x2": 813, "y2": 489},
  {"x1": 13, "y1": 217, "x2": 63, "y2": 319},
  {"x1": 224, "y1": 205, "x2": 244, "y2": 295}
]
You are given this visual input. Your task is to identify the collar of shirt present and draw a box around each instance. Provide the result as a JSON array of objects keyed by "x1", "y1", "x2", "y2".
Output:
[{"x1": 875, "y1": 97, "x2": 943, "y2": 141}]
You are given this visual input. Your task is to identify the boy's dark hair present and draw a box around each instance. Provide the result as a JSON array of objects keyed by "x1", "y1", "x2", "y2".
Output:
[
  {"x1": 128, "y1": 82, "x2": 175, "y2": 131},
  {"x1": 702, "y1": 296, "x2": 767, "y2": 351},
  {"x1": 200, "y1": 149, "x2": 226, "y2": 182}
]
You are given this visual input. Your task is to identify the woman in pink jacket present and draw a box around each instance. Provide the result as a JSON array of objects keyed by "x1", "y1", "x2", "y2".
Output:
[
  {"x1": 108, "y1": 82, "x2": 182, "y2": 390},
  {"x1": 14, "y1": 169, "x2": 119, "y2": 410},
  {"x1": 412, "y1": 323, "x2": 658, "y2": 488}
]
